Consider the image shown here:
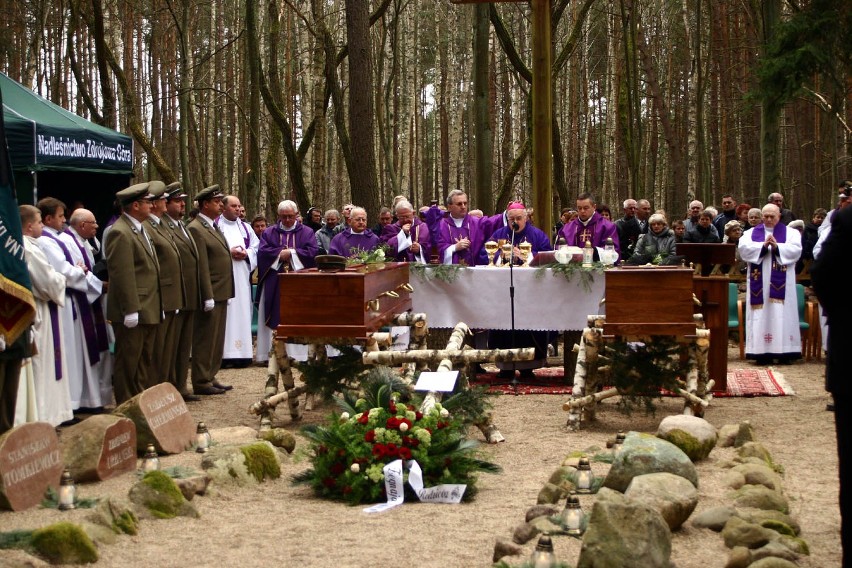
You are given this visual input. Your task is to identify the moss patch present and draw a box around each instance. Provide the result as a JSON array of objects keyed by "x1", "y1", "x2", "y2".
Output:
[
  {"x1": 760, "y1": 519, "x2": 796, "y2": 537},
  {"x1": 114, "y1": 509, "x2": 139, "y2": 535},
  {"x1": 240, "y1": 442, "x2": 281, "y2": 482},
  {"x1": 663, "y1": 429, "x2": 715, "y2": 461},
  {"x1": 31, "y1": 522, "x2": 98, "y2": 564}
]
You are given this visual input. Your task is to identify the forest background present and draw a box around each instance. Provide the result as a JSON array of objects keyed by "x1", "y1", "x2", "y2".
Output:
[{"x1": 0, "y1": 0, "x2": 849, "y2": 230}]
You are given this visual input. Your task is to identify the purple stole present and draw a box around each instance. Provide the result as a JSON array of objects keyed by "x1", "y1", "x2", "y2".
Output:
[
  {"x1": 748, "y1": 225, "x2": 788, "y2": 307},
  {"x1": 444, "y1": 217, "x2": 478, "y2": 265},
  {"x1": 43, "y1": 231, "x2": 108, "y2": 365},
  {"x1": 47, "y1": 301, "x2": 62, "y2": 380}
]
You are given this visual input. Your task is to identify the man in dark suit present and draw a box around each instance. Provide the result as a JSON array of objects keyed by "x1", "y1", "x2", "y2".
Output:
[
  {"x1": 105, "y1": 183, "x2": 161, "y2": 404},
  {"x1": 144, "y1": 181, "x2": 186, "y2": 392},
  {"x1": 187, "y1": 185, "x2": 234, "y2": 395},
  {"x1": 162, "y1": 182, "x2": 201, "y2": 401},
  {"x1": 811, "y1": 200, "x2": 852, "y2": 566},
  {"x1": 615, "y1": 198, "x2": 641, "y2": 260}
]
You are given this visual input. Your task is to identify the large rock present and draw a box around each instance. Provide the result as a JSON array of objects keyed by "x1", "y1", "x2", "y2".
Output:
[
  {"x1": 602, "y1": 432, "x2": 698, "y2": 492},
  {"x1": 59, "y1": 414, "x2": 136, "y2": 482},
  {"x1": 577, "y1": 493, "x2": 672, "y2": 568},
  {"x1": 113, "y1": 383, "x2": 194, "y2": 454},
  {"x1": 624, "y1": 472, "x2": 698, "y2": 530},
  {"x1": 741, "y1": 508, "x2": 801, "y2": 535},
  {"x1": 0, "y1": 423, "x2": 63, "y2": 511},
  {"x1": 656, "y1": 415, "x2": 717, "y2": 461},
  {"x1": 718, "y1": 424, "x2": 739, "y2": 448}
]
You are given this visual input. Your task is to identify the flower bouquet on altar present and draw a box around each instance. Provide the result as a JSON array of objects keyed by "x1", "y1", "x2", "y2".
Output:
[{"x1": 293, "y1": 373, "x2": 501, "y2": 505}]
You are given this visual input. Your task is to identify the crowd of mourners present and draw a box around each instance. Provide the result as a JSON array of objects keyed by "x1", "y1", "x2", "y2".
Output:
[{"x1": 2, "y1": 182, "x2": 846, "y2": 436}]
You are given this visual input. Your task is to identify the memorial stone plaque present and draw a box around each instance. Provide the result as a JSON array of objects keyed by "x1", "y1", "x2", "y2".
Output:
[
  {"x1": 114, "y1": 383, "x2": 195, "y2": 454},
  {"x1": 0, "y1": 422, "x2": 63, "y2": 511},
  {"x1": 60, "y1": 415, "x2": 137, "y2": 482}
]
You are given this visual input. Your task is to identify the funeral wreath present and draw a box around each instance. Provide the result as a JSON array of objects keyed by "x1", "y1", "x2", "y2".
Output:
[{"x1": 294, "y1": 374, "x2": 501, "y2": 505}]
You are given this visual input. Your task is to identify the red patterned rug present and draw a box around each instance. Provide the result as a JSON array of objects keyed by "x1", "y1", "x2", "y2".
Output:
[{"x1": 469, "y1": 367, "x2": 793, "y2": 397}]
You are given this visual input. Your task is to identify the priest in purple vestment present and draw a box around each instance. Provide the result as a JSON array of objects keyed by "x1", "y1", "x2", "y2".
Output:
[
  {"x1": 380, "y1": 201, "x2": 430, "y2": 262},
  {"x1": 480, "y1": 202, "x2": 551, "y2": 265},
  {"x1": 558, "y1": 192, "x2": 620, "y2": 259},
  {"x1": 329, "y1": 207, "x2": 381, "y2": 258},
  {"x1": 436, "y1": 190, "x2": 486, "y2": 265},
  {"x1": 255, "y1": 200, "x2": 318, "y2": 363}
]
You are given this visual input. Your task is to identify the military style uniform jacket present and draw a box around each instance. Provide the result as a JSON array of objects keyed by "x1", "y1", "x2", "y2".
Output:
[
  {"x1": 145, "y1": 216, "x2": 186, "y2": 312},
  {"x1": 165, "y1": 216, "x2": 202, "y2": 311},
  {"x1": 106, "y1": 214, "x2": 162, "y2": 324},
  {"x1": 187, "y1": 215, "x2": 234, "y2": 302}
]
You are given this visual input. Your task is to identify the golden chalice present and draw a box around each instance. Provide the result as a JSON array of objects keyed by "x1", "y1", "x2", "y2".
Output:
[
  {"x1": 484, "y1": 240, "x2": 499, "y2": 267},
  {"x1": 501, "y1": 243, "x2": 513, "y2": 266},
  {"x1": 519, "y1": 241, "x2": 532, "y2": 266}
]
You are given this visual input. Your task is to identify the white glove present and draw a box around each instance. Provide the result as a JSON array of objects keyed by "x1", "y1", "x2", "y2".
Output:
[
  {"x1": 0, "y1": 334, "x2": 6, "y2": 352},
  {"x1": 161, "y1": 311, "x2": 166, "y2": 321},
  {"x1": 124, "y1": 313, "x2": 139, "y2": 328},
  {"x1": 203, "y1": 299, "x2": 215, "y2": 312},
  {"x1": 175, "y1": 309, "x2": 180, "y2": 315},
  {"x1": 227, "y1": 298, "x2": 233, "y2": 306}
]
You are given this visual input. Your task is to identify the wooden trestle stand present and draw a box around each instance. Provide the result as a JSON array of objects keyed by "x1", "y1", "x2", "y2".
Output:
[{"x1": 563, "y1": 267, "x2": 713, "y2": 431}]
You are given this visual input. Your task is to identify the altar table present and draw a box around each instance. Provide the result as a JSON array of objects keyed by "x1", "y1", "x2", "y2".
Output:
[{"x1": 409, "y1": 266, "x2": 605, "y2": 331}]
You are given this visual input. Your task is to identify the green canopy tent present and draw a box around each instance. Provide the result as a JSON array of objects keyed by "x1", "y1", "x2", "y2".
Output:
[{"x1": 0, "y1": 72, "x2": 133, "y2": 224}]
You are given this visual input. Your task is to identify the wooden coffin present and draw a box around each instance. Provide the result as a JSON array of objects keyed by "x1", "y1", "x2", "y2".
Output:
[
  {"x1": 277, "y1": 262, "x2": 412, "y2": 339},
  {"x1": 603, "y1": 267, "x2": 696, "y2": 336}
]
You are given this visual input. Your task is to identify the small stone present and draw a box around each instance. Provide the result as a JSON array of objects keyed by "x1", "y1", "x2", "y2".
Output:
[
  {"x1": 747, "y1": 557, "x2": 799, "y2": 568},
  {"x1": 775, "y1": 535, "x2": 810, "y2": 555},
  {"x1": 512, "y1": 521, "x2": 539, "y2": 545},
  {"x1": 548, "y1": 465, "x2": 576, "y2": 485},
  {"x1": 721, "y1": 517, "x2": 776, "y2": 549},
  {"x1": 731, "y1": 485, "x2": 789, "y2": 513},
  {"x1": 692, "y1": 506, "x2": 738, "y2": 531},
  {"x1": 725, "y1": 546, "x2": 751, "y2": 568},
  {"x1": 536, "y1": 482, "x2": 567, "y2": 505},
  {"x1": 86, "y1": 496, "x2": 139, "y2": 536},
  {"x1": 751, "y1": 541, "x2": 801, "y2": 563},
  {"x1": 732, "y1": 463, "x2": 783, "y2": 492},
  {"x1": 741, "y1": 509, "x2": 800, "y2": 535},
  {"x1": 128, "y1": 470, "x2": 199, "y2": 519},
  {"x1": 737, "y1": 442, "x2": 774, "y2": 466},
  {"x1": 530, "y1": 515, "x2": 563, "y2": 535},
  {"x1": 256, "y1": 428, "x2": 296, "y2": 453},
  {"x1": 174, "y1": 474, "x2": 212, "y2": 501},
  {"x1": 722, "y1": 470, "x2": 746, "y2": 490},
  {"x1": 718, "y1": 424, "x2": 739, "y2": 448},
  {"x1": 734, "y1": 421, "x2": 756, "y2": 447},
  {"x1": 79, "y1": 521, "x2": 118, "y2": 546},
  {"x1": 493, "y1": 539, "x2": 523, "y2": 562},
  {"x1": 525, "y1": 504, "x2": 559, "y2": 523}
]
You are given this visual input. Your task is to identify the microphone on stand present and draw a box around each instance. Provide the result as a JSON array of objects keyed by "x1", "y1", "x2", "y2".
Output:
[{"x1": 509, "y1": 221, "x2": 519, "y2": 392}]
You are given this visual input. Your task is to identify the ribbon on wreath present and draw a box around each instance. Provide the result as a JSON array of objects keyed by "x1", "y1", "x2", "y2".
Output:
[{"x1": 363, "y1": 459, "x2": 466, "y2": 513}]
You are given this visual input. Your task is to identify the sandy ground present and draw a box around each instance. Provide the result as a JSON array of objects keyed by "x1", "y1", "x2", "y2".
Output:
[{"x1": 0, "y1": 345, "x2": 841, "y2": 568}]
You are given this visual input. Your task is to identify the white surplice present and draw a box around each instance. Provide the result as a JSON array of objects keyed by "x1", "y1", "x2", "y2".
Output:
[
  {"x1": 66, "y1": 227, "x2": 114, "y2": 407},
  {"x1": 23, "y1": 236, "x2": 73, "y2": 426},
  {"x1": 738, "y1": 224, "x2": 802, "y2": 358},
  {"x1": 219, "y1": 217, "x2": 259, "y2": 359}
]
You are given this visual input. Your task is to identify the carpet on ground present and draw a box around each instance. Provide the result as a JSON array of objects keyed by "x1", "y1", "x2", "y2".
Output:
[{"x1": 469, "y1": 367, "x2": 794, "y2": 397}]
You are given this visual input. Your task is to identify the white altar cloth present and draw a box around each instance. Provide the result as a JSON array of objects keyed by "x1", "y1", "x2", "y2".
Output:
[{"x1": 410, "y1": 266, "x2": 605, "y2": 331}]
